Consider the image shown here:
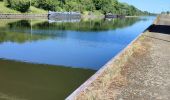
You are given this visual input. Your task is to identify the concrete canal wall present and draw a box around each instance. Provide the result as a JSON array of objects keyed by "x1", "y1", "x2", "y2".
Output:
[
  {"x1": 48, "y1": 11, "x2": 81, "y2": 20},
  {"x1": 66, "y1": 15, "x2": 170, "y2": 100},
  {"x1": 66, "y1": 19, "x2": 154, "y2": 100},
  {"x1": 0, "y1": 12, "x2": 81, "y2": 19},
  {"x1": 0, "y1": 14, "x2": 48, "y2": 19}
]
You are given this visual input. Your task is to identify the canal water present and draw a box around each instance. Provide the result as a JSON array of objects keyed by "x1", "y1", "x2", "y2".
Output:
[
  {"x1": 0, "y1": 17, "x2": 155, "y2": 70},
  {"x1": 0, "y1": 17, "x2": 155, "y2": 99}
]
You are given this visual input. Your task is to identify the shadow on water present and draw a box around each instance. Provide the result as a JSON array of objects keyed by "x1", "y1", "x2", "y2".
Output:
[{"x1": 0, "y1": 59, "x2": 95, "y2": 100}]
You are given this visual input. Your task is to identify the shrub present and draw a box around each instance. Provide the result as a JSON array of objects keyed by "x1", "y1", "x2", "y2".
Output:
[
  {"x1": 11, "y1": 0, "x2": 30, "y2": 12},
  {"x1": 5, "y1": 0, "x2": 30, "y2": 12},
  {"x1": 35, "y1": 0, "x2": 56, "y2": 11},
  {"x1": 4, "y1": 0, "x2": 11, "y2": 7},
  {"x1": 55, "y1": 6, "x2": 63, "y2": 11}
]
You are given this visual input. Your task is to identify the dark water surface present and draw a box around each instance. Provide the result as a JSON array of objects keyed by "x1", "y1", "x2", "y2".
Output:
[
  {"x1": 0, "y1": 17, "x2": 155, "y2": 70},
  {"x1": 0, "y1": 17, "x2": 155, "y2": 99},
  {"x1": 0, "y1": 59, "x2": 94, "y2": 100}
]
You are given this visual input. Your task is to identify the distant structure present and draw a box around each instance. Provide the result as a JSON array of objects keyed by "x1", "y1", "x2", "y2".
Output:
[
  {"x1": 105, "y1": 13, "x2": 125, "y2": 18},
  {"x1": 48, "y1": 11, "x2": 81, "y2": 20},
  {"x1": 48, "y1": 19, "x2": 81, "y2": 23}
]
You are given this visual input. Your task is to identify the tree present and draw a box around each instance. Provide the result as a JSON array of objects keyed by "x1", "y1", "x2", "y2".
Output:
[
  {"x1": 4, "y1": 0, "x2": 12, "y2": 7},
  {"x1": 93, "y1": 0, "x2": 114, "y2": 14},
  {"x1": 35, "y1": 0, "x2": 56, "y2": 11},
  {"x1": 65, "y1": 1, "x2": 79, "y2": 11},
  {"x1": 5, "y1": 0, "x2": 30, "y2": 12},
  {"x1": 80, "y1": 0, "x2": 95, "y2": 11},
  {"x1": 58, "y1": 0, "x2": 65, "y2": 9},
  {"x1": 3, "y1": 0, "x2": 150, "y2": 15}
]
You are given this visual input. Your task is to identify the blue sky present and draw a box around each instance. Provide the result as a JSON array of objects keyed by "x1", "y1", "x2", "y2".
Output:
[{"x1": 119, "y1": 0, "x2": 170, "y2": 13}]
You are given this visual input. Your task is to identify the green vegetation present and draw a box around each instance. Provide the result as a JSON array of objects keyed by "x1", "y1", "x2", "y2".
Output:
[
  {"x1": 28, "y1": 6, "x2": 48, "y2": 14},
  {"x1": 10, "y1": 0, "x2": 30, "y2": 12},
  {"x1": 0, "y1": 2, "x2": 19, "y2": 13},
  {"x1": 33, "y1": 0, "x2": 56, "y2": 11},
  {"x1": 0, "y1": 1, "x2": 47, "y2": 13},
  {"x1": 0, "y1": 0, "x2": 151, "y2": 15}
]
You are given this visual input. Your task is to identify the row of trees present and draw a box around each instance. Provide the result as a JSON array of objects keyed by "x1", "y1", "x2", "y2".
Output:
[
  {"x1": 3, "y1": 0, "x2": 151, "y2": 15},
  {"x1": 161, "y1": 11, "x2": 170, "y2": 14}
]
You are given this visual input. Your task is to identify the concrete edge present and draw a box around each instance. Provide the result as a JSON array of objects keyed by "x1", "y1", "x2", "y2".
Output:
[
  {"x1": 0, "y1": 14, "x2": 48, "y2": 19},
  {"x1": 66, "y1": 28, "x2": 150, "y2": 100}
]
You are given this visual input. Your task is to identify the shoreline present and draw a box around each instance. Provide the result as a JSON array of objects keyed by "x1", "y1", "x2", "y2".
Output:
[
  {"x1": 66, "y1": 17, "x2": 154, "y2": 100},
  {"x1": 0, "y1": 13, "x2": 145, "y2": 19},
  {"x1": 66, "y1": 15, "x2": 170, "y2": 100},
  {"x1": 0, "y1": 13, "x2": 48, "y2": 19}
]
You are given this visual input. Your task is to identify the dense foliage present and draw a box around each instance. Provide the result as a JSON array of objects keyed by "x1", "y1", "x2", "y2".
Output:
[
  {"x1": 4, "y1": 0, "x2": 30, "y2": 12},
  {"x1": 33, "y1": 0, "x2": 56, "y2": 11},
  {"x1": 2, "y1": 0, "x2": 151, "y2": 15}
]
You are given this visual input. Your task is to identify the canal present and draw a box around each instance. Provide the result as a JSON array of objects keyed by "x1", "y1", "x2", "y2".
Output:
[{"x1": 0, "y1": 17, "x2": 155, "y2": 99}]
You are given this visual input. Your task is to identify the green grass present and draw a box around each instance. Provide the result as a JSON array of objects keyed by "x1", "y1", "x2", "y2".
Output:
[
  {"x1": 83, "y1": 10, "x2": 104, "y2": 16},
  {"x1": 28, "y1": 6, "x2": 48, "y2": 14},
  {"x1": 0, "y1": 2, "x2": 47, "y2": 14},
  {"x1": 0, "y1": 2, "x2": 20, "y2": 13}
]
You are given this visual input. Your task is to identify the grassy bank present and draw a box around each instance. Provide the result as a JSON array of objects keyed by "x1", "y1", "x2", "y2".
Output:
[
  {"x1": 81, "y1": 11, "x2": 104, "y2": 19},
  {"x1": 0, "y1": 2, "x2": 47, "y2": 14}
]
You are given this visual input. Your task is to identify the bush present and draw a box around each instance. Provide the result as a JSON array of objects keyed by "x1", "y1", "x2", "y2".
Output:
[
  {"x1": 5, "y1": 0, "x2": 30, "y2": 12},
  {"x1": 35, "y1": 0, "x2": 56, "y2": 11},
  {"x1": 11, "y1": 0, "x2": 30, "y2": 12},
  {"x1": 4, "y1": 0, "x2": 11, "y2": 7},
  {"x1": 55, "y1": 6, "x2": 63, "y2": 11}
]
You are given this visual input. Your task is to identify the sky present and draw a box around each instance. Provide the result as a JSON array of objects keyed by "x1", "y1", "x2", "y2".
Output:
[{"x1": 119, "y1": 0, "x2": 170, "y2": 13}]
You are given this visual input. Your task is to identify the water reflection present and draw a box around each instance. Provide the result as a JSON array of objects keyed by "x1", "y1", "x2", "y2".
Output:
[
  {"x1": 0, "y1": 18, "x2": 143, "y2": 44},
  {"x1": 0, "y1": 17, "x2": 154, "y2": 69}
]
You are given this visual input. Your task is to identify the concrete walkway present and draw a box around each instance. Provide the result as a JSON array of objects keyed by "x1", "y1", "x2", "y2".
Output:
[
  {"x1": 74, "y1": 15, "x2": 170, "y2": 100},
  {"x1": 116, "y1": 15, "x2": 170, "y2": 100},
  {"x1": 116, "y1": 31, "x2": 170, "y2": 100}
]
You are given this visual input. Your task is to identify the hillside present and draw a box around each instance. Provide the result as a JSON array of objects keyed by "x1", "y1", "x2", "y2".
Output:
[
  {"x1": 0, "y1": 2, "x2": 47, "y2": 14},
  {"x1": 0, "y1": 0, "x2": 151, "y2": 16}
]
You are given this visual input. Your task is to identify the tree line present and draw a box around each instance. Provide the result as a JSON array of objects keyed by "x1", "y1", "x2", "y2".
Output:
[{"x1": 3, "y1": 0, "x2": 151, "y2": 15}]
